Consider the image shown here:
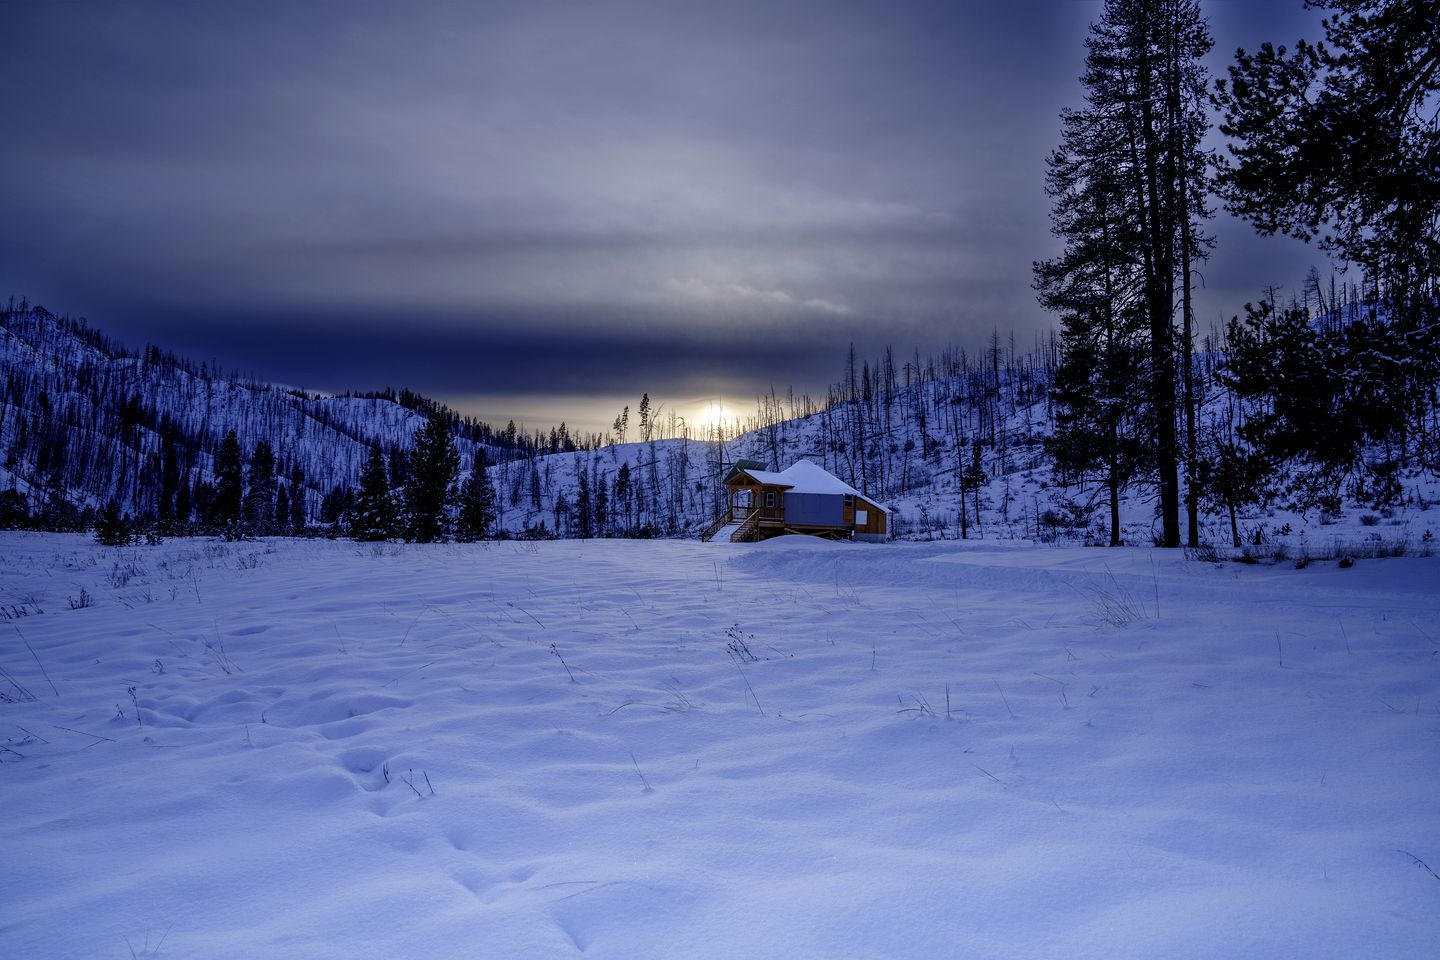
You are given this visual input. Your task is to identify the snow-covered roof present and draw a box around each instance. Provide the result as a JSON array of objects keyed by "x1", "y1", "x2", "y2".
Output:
[
  {"x1": 738, "y1": 459, "x2": 888, "y2": 513},
  {"x1": 742, "y1": 468, "x2": 790, "y2": 486}
]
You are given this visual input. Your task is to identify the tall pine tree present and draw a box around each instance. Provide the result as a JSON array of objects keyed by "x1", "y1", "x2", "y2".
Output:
[
  {"x1": 208, "y1": 429, "x2": 244, "y2": 537},
  {"x1": 1036, "y1": 78, "x2": 1152, "y2": 545},
  {"x1": 575, "y1": 468, "x2": 593, "y2": 539},
  {"x1": 347, "y1": 445, "x2": 398, "y2": 541},
  {"x1": 456, "y1": 448, "x2": 497, "y2": 541},
  {"x1": 288, "y1": 463, "x2": 306, "y2": 532},
  {"x1": 1040, "y1": 0, "x2": 1213, "y2": 546},
  {"x1": 404, "y1": 414, "x2": 459, "y2": 542},
  {"x1": 594, "y1": 464, "x2": 609, "y2": 536},
  {"x1": 243, "y1": 440, "x2": 277, "y2": 536}
]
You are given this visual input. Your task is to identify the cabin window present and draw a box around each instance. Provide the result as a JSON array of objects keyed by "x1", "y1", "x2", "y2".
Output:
[
  {"x1": 855, "y1": 509, "x2": 869, "y2": 527},
  {"x1": 765, "y1": 491, "x2": 776, "y2": 509}
]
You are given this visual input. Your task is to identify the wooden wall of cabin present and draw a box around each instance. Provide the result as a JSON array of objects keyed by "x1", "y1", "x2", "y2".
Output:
[
  {"x1": 852, "y1": 497, "x2": 887, "y2": 535},
  {"x1": 833, "y1": 494, "x2": 887, "y2": 536}
]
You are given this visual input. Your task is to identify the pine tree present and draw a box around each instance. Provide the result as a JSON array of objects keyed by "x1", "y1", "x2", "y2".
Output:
[
  {"x1": 321, "y1": 484, "x2": 355, "y2": 528},
  {"x1": 594, "y1": 466, "x2": 609, "y2": 536},
  {"x1": 288, "y1": 463, "x2": 306, "y2": 532},
  {"x1": 347, "y1": 445, "x2": 398, "y2": 541},
  {"x1": 0, "y1": 486, "x2": 29, "y2": 530},
  {"x1": 1045, "y1": 305, "x2": 1150, "y2": 545},
  {"x1": 175, "y1": 473, "x2": 193, "y2": 530},
  {"x1": 1219, "y1": 299, "x2": 1389, "y2": 513},
  {"x1": 208, "y1": 429, "x2": 244, "y2": 537},
  {"x1": 404, "y1": 414, "x2": 459, "y2": 542},
  {"x1": 456, "y1": 449, "x2": 497, "y2": 541},
  {"x1": 554, "y1": 491, "x2": 570, "y2": 537},
  {"x1": 1216, "y1": 1, "x2": 1437, "y2": 311},
  {"x1": 615, "y1": 462, "x2": 632, "y2": 536},
  {"x1": 243, "y1": 440, "x2": 277, "y2": 536},
  {"x1": 1192, "y1": 415, "x2": 1269, "y2": 548},
  {"x1": 529, "y1": 461, "x2": 542, "y2": 512},
  {"x1": 158, "y1": 435, "x2": 181, "y2": 525},
  {"x1": 274, "y1": 485, "x2": 290, "y2": 536},
  {"x1": 94, "y1": 497, "x2": 135, "y2": 546},
  {"x1": 969, "y1": 439, "x2": 984, "y2": 534},
  {"x1": 1035, "y1": 70, "x2": 1153, "y2": 545},
  {"x1": 575, "y1": 468, "x2": 593, "y2": 539},
  {"x1": 1216, "y1": 0, "x2": 1440, "y2": 473},
  {"x1": 1040, "y1": 0, "x2": 1213, "y2": 546}
]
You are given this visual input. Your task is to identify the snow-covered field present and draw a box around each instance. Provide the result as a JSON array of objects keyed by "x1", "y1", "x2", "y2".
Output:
[{"x1": 2, "y1": 532, "x2": 1437, "y2": 959}]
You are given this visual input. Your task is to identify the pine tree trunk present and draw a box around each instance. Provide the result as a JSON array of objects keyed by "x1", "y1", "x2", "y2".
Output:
[
  {"x1": 1181, "y1": 223, "x2": 1199, "y2": 547},
  {"x1": 1109, "y1": 464, "x2": 1121, "y2": 547},
  {"x1": 1174, "y1": 10, "x2": 1201, "y2": 549},
  {"x1": 1136, "y1": 43, "x2": 1182, "y2": 548}
]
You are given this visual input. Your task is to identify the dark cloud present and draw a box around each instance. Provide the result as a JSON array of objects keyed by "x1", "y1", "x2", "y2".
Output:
[
  {"x1": 118, "y1": 303, "x2": 853, "y2": 411},
  {"x1": 1, "y1": 0, "x2": 1330, "y2": 431}
]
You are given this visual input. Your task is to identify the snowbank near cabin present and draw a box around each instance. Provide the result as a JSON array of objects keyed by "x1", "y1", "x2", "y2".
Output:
[{"x1": 1, "y1": 533, "x2": 1436, "y2": 959}]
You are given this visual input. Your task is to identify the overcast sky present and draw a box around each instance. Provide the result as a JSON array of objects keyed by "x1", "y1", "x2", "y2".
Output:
[{"x1": 1, "y1": 0, "x2": 1329, "y2": 434}]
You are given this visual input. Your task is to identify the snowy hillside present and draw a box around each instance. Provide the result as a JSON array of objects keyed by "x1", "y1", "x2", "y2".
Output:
[
  {"x1": 0, "y1": 304, "x2": 509, "y2": 523},
  {"x1": 1, "y1": 532, "x2": 1436, "y2": 958},
  {"x1": 486, "y1": 355, "x2": 1439, "y2": 555}
]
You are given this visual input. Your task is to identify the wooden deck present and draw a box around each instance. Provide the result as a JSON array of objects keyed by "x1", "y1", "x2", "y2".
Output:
[{"x1": 701, "y1": 506, "x2": 856, "y2": 543}]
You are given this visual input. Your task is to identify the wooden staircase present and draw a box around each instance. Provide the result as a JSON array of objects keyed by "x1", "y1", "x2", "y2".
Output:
[
  {"x1": 701, "y1": 509, "x2": 762, "y2": 543},
  {"x1": 699, "y1": 513, "x2": 732, "y2": 542},
  {"x1": 729, "y1": 510, "x2": 763, "y2": 542}
]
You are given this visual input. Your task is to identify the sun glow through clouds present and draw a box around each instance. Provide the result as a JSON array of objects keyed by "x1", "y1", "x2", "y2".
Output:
[{"x1": 695, "y1": 401, "x2": 731, "y2": 432}]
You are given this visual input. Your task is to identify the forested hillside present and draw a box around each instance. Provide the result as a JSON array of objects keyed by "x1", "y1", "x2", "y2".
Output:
[
  {"x1": 486, "y1": 293, "x2": 1438, "y2": 550},
  {"x1": 0, "y1": 301, "x2": 516, "y2": 531}
]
